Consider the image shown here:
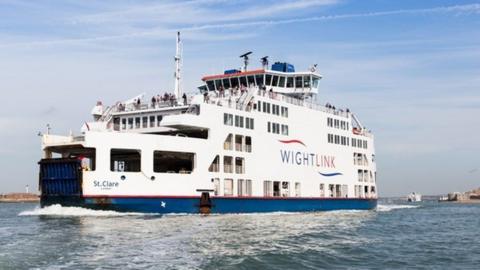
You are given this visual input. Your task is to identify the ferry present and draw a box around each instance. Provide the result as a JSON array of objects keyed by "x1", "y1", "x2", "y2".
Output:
[{"x1": 38, "y1": 33, "x2": 377, "y2": 213}]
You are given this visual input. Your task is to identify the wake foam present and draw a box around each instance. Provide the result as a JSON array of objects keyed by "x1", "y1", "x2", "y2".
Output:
[
  {"x1": 18, "y1": 204, "x2": 156, "y2": 217},
  {"x1": 376, "y1": 204, "x2": 419, "y2": 212}
]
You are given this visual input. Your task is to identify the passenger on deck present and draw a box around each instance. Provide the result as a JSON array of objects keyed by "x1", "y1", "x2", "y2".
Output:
[
  {"x1": 269, "y1": 88, "x2": 273, "y2": 98},
  {"x1": 151, "y1": 96, "x2": 157, "y2": 108},
  {"x1": 219, "y1": 85, "x2": 225, "y2": 98},
  {"x1": 203, "y1": 92, "x2": 209, "y2": 103},
  {"x1": 169, "y1": 94, "x2": 176, "y2": 106},
  {"x1": 182, "y1": 93, "x2": 187, "y2": 105}
]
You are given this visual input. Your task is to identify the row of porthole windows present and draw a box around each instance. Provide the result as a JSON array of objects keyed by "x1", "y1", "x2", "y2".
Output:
[
  {"x1": 327, "y1": 117, "x2": 349, "y2": 130},
  {"x1": 117, "y1": 115, "x2": 163, "y2": 130},
  {"x1": 224, "y1": 113, "x2": 254, "y2": 129},
  {"x1": 257, "y1": 101, "x2": 288, "y2": 117},
  {"x1": 268, "y1": 122, "x2": 289, "y2": 135},
  {"x1": 327, "y1": 134, "x2": 368, "y2": 149}
]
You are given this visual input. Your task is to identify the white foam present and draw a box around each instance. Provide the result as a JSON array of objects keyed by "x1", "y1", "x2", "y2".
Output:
[
  {"x1": 376, "y1": 204, "x2": 420, "y2": 212},
  {"x1": 18, "y1": 204, "x2": 157, "y2": 217}
]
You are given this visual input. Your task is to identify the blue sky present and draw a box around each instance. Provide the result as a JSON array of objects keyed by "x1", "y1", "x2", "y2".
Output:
[{"x1": 0, "y1": 0, "x2": 479, "y2": 196}]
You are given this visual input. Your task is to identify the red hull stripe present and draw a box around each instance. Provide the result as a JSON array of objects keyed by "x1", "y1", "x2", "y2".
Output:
[
  {"x1": 83, "y1": 195, "x2": 376, "y2": 201},
  {"x1": 278, "y1": 139, "x2": 306, "y2": 147}
]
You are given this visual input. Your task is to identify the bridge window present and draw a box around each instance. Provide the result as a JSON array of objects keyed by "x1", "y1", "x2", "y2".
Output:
[
  {"x1": 272, "y1": 75, "x2": 279, "y2": 87},
  {"x1": 122, "y1": 118, "x2": 126, "y2": 130},
  {"x1": 153, "y1": 151, "x2": 194, "y2": 174},
  {"x1": 265, "y1": 74, "x2": 272, "y2": 86},
  {"x1": 247, "y1": 75, "x2": 255, "y2": 86},
  {"x1": 295, "y1": 76, "x2": 303, "y2": 88},
  {"x1": 303, "y1": 75, "x2": 311, "y2": 88},
  {"x1": 286, "y1": 77, "x2": 294, "y2": 88},
  {"x1": 224, "y1": 178, "x2": 233, "y2": 196},
  {"x1": 230, "y1": 77, "x2": 239, "y2": 88},
  {"x1": 239, "y1": 76, "x2": 247, "y2": 87},
  {"x1": 206, "y1": 80, "x2": 215, "y2": 91},
  {"x1": 278, "y1": 76, "x2": 286, "y2": 87},
  {"x1": 313, "y1": 77, "x2": 320, "y2": 88},
  {"x1": 111, "y1": 149, "x2": 141, "y2": 172},
  {"x1": 223, "y1": 78, "x2": 231, "y2": 89},
  {"x1": 215, "y1": 80, "x2": 222, "y2": 90},
  {"x1": 255, "y1": 74, "x2": 264, "y2": 86}
]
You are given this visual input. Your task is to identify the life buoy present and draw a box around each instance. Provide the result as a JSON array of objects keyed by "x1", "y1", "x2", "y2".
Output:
[{"x1": 352, "y1": 128, "x2": 361, "y2": 135}]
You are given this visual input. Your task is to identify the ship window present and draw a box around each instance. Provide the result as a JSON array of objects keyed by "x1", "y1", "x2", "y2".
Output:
[
  {"x1": 364, "y1": 140, "x2": 368, "y2": 149},
  {"x1": 213, "y1": 178, "x2": 220, "y2": 196},
  {"x1": 264, "y1": 181, "x2": 273, "y2": 196},
  {"x1": 281, "y1": 125, "x2": 289, "y2": 136},
  {"x1": 282, "y1": 106, "x2": 289, "y2": 117},
  {"x1": 215, "y1": 80, "x2": 222, "y2": 90},
  {"x1": 230, "y1": 77, "x2": 239, "y2": 88},
  {"x1": 142, "y1": 117, "x2": 148, "y2": 128},
  {"x1": 246, "y1": 117, "x2": 254, "y2": 129},
  {"x1": 278, "y1": 76, "x2": 286, "y2": 88},
  {"x1": 267, "y1": 122, "x2": 271, "y2": 133},
  {"x1": 295, "y1": 76, "x2": 303, "y2": 88},
  {"x1": 262, "y1": 102, "x2": 267, "y2": 113},
  {"x1": 235, "y1": 135, "x2": 243, "y2": 151},
  {"x1": 113, "y1": 117, "x2": 120, "y2": 131},
  {"x1": 135, "y1": 117, "x2": 140, "y2": 129},
  {"x1": 303, "y1": 75, "x2": 311, "y2": 88},
  {"x1": 206, "y1": 80, "x2": 215, "y2": 91},
  {"x1": 224, "y1": 178, "x2": 233, "y2": 196},
  {"x1": 122, "y1": 118, "x2": 126, "y2": 130},
  {"x1": 266, "y1": 103, "x2": 271, "y2": 113},
  {"x1": 320, "y1": 184, "x2": 325, "y2": 197},
  {"x1": 238, "y1": 179, "x2": 252, "y2": 196},
  {"x1": 265, "y1": 74, "x2": 272, "y2": 86},
  {"x1": 245, "y1": 136, "x2": 252, "y2": 152},
  {"x1": 247, "y1": 76, "x2": 255, "y2": 86},
  {"x1": 286, "y1": 77, "x2": 294, "y2": 88},
  {"x1": 255, "y1": 74, "x2": 264, "y2": 86},
  {"x1": 128, "y1": 118, "x2": 133, "y2": 129},
  {"x1": 234, "y1": 115, "x2": 244, "y2": 127},
  {"x1": 352, "y1": 138, "x2": 356, "y2": 147},
  {"x1": 224, "y1": 134, "x2": 233, "y2": 150},
  {"x1": 312, "y1": 77, "x2": 320, "y2": 88},
  {"x1": 257, "y1": 101, "x2": 261, "y2": 111},
  {"x1": 281, "y1": 181, "x2": 290, "y2": 197},
  {"x1": 208, "y1": 155, "x2": 220, "y2": 172},
  {"x1": 273, "y1": 181, "x2": 280, "y2": 196},
  {"x1": 272, "y1": 75, "x2": 279, "y2": 87},
  {"x1": 222, "y1": 78, "x2": 231, "y2": 89},
  {"x1": 239, "y1": 76, "x2": 247, "y2": 87},
  {"x1": 157, "y1": 115, "x2": 163, "y2": 127},
  {"x1": 149, "y1": 116, "x2": 155, "y2": 128},
  {"x1": 224, "y1": 113, "x2": 233, "y2": 126},
  {"x1": 153, "y1": 151, "x2": 194, "y2": 174},
  {"x1": 295, "y1": 182, "x2": 301, "y2": 197},
  {"x1": 329, "y1": 184, "x2": 335, "y2": 197},
  {"x1": 334, "y1": 135, "x2": 339, "y2": 144},
  {"x1": 110, "y1": 149, "x2": 141, "y2": 172},
  {"x1": 235, "y1": 157, "x2": 244, "y2": 174},
  {"x1": 223, "y1": 156, "x2": 233, "y2": 173}
]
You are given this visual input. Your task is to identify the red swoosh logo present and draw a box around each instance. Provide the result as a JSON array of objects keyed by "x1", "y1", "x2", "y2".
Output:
[{"x1": 278, "y1": 139, "x2": 306, "y2": 147}]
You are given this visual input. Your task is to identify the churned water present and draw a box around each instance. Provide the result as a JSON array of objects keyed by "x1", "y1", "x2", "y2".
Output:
[{"x1": 1, "y1": 200, "x2": 479, "y2": 269}]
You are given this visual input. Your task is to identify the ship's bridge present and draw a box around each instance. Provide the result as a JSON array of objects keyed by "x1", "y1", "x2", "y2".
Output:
[{"x1": 200, "y1": 62, "x2": 321, "y2": 98}]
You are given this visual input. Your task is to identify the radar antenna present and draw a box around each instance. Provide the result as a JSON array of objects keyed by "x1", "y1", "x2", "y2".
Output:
[
  {"x1": 261, "y1": 56, "x2": 269, "y2": 69},
  {"x1": 310, "y1": 64, "x2": 318, "y2": 73},
  {"x1": 240, "y1": 51, "x2": 252, "y2": 71},
  {"x1": 174, "y1": 31, "x2": 182, "y2": 99}
]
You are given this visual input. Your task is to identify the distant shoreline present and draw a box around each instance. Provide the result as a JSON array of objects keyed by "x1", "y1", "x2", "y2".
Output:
[{"x1": 0, "y1": 193, "x2": 40, "y2": 203}]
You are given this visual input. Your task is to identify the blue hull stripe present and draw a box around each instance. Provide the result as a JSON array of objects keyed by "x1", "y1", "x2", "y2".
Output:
[{"x1": 43, "y1": 196, "x2": 377, "y2": 214}]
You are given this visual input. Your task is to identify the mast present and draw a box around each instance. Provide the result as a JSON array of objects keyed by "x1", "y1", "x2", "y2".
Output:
[{"x1": 174, "y1": 31, "x2": 182, "y2": 98}]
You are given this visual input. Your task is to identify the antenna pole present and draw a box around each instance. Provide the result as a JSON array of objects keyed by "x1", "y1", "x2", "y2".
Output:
[{"x1": 174, "y1": 31, "x2": 182, "y2": 99}]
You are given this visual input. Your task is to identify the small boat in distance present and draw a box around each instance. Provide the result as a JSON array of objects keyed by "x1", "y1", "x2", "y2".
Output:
[{"x1": 407, "y1": 192, "x2": 422, "y2": 202}]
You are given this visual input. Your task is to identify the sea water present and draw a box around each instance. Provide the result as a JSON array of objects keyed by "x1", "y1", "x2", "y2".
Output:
[{"x1": 0, "y1": 200, "x2": 479, "y2": 269}]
